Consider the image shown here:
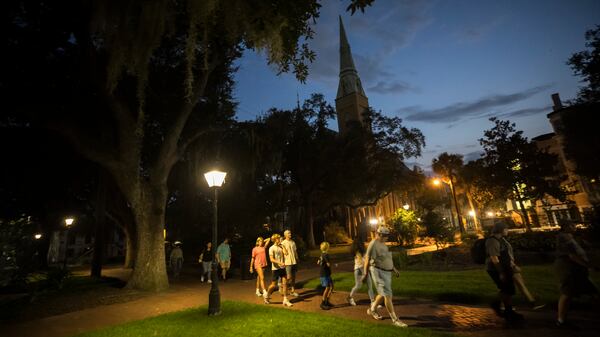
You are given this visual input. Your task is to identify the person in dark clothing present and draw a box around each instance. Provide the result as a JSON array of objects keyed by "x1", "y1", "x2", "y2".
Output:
[
  {"x1": 198, "y1": 242, "x2": 213, "y2": 283},
  {"x1": 318, "y1": 241, "x2": 334, "y2": 310},
  {"x1": 486, "y1": 222, "x2": 524, "y2": 322},
  {"x1": 555, "y1": 220, "x2": 598, "y2": 328}
]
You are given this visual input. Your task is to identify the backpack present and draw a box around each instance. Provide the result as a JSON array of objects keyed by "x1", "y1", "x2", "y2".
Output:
[{"x1": 471, "y1": 238, "x2": 488, "y2": 264}]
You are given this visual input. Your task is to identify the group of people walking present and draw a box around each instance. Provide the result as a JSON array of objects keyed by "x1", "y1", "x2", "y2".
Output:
[
  {"x1": 168, "y1": 219, "x2": 597, "y2": 330},
  {"x1": 486, "y1": 219, "x2": 598, "y2": 327},
  {"x1": 250, "y1": 230, "x2": 299, "y2": 307}
]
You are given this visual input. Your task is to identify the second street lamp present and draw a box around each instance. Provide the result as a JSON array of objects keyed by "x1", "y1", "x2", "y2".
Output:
[
  {"x1": 63, "y1": 217, "x2": 75, "y2": 269},
  {"x1": 204, "y1": 170, "x2": 227, "y2": 316}
]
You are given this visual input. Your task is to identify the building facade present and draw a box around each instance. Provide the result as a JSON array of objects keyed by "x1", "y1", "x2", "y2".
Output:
[{"x1": 531, "y1": 93, "x2": 600, "y2": 225}]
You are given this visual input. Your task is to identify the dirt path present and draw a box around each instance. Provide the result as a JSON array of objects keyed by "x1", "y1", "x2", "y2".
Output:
[{"x1": 2, "y1": 262, "x2": 598, "y2": 337}]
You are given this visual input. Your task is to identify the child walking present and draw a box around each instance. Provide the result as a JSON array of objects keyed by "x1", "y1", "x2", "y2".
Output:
[{"x1": 319, "y1": 241, "x2": 334, "y2": 310}]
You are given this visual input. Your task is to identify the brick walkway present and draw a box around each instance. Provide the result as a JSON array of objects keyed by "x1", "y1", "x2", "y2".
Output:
[{"x1": 2, "y1": 262, "x2": 598, "y2": 337}]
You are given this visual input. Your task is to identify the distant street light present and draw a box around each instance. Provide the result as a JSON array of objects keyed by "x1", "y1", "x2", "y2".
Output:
[
  {"x1": 432, "y1": 178, "x2": 441, "y2": 186},
  {"x1": 369, "y1": 218, "x2": 379, "y2": 228},
  {"x1": 486, "y1": 211, "x2": 494, "y2": 217},
  {"x1": 34, "y1": 233, "x2": 42, "y2": 240},
  {"x1": 63, "y1": 217, "x2": 75, "y2": 269},
  {"x1": 204, "y1": 169, "x2": 227, "y2": 316},
  {"x1": 403, "y1": 204, "x2": 410, "y2": 210},
  {"x1": 468, "y1": 210, "x2": 476, "y2": 217}
]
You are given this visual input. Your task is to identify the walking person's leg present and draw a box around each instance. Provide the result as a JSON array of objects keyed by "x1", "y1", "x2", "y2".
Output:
[
  {"x1": 281, "y1": 275, "x2": 293, "y2": 306},
  {"x1": 204, "y1": 262, "x2": 212, "y2": 283},
  {"x1": 257, "y1": 267, "x2": 267, "y2": 293},
  {"x1": 366, "y1": 273, "x2": 375, "y2": 302},
  {"x1": 348, "y1": 269, "x2": 362, "y2": 305},
  {"x1": 513, "y1": 272, "x2": 544, "y2": 309}
]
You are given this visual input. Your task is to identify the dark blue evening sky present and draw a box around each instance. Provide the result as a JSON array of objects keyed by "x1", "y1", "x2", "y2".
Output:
[{"x1": 233, "y1": 0, "x2": 600, "y2": 170}]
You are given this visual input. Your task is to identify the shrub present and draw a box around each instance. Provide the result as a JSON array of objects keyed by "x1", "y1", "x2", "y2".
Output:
[
  {"x1": 507, "y1": 231, "x2": 556, "y2": 251},
  {"x1": 0, "y1": 215, "x2": 39, "y2": 287},
  {"x1": 323, "y1": 222, "x2": 351, "y2": 245},
  {"x1": 422, "y1": 211, "x2": 453, "y2": 249},
  {"x1": 389, "y1": 208, "x2": 420, "y2": 246}
]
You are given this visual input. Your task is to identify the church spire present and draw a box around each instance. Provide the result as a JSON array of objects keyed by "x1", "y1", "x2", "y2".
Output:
[
  {"x1": 335, "y1": 16, "x2": 369, "y2": 135},
  {"x1": 337, "y1": 16, "x2": 366, "y2": 99}
]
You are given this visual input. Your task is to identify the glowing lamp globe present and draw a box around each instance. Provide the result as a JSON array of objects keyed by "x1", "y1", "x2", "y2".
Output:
[{"x1": 204, "y1": 170, "x2": 227, "y2": 188}]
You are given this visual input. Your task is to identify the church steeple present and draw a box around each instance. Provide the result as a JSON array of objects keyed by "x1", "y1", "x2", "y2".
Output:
[{"x1": 336, "y1": 16, "x2": 369, "y2": 134}]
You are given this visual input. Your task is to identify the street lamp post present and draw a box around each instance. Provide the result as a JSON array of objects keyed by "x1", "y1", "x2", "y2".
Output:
[
  {"x1": 432, "y1": 177, "x2": 463, "y2": 234},
  {"x1": 204, "y1": 170, "x2": 227, "y2": 316},
  {"x1": 63, "y1": 217, "x2": 74, "y2": 269}
]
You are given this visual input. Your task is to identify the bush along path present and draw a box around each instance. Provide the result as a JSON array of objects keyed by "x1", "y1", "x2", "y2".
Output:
[{"x1": 1, "y1": 262, "x2": 599, "y2": 337}]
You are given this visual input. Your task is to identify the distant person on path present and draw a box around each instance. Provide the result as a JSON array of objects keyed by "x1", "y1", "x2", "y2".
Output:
[
  {"x1": 282, "y1": 229, "x2": 300, "y2": 297},
  {"x1": 169, "y1": 241, "x2": 183, "y2": 278},
  {"x1": 362, "y1": 226, "x2": 408, "y2": 328},
  {"x1": 216, "y1": 238, "x2": 231, "y2": 281},
  {"x1": 198, "y1": 242, "x2": 213, "y2": 283},
  {"x1": 250, "y1": 236, "x2": 270, "y2": 297},
  {"x1": 555, "y1": 220, "x2": 598, "y2": 328},
  {"x1": 486, "y1": 222, "x2": 524, "y2": 322},
  {"x1": 348, "y1": 237, "x2": 375, "y2": 306},
  {"x1": 264, "y1": 234, "x2": 293, "y2": 307},
  {"x1": 318, "y1": 241, "x2": 334, "y2": 310}
]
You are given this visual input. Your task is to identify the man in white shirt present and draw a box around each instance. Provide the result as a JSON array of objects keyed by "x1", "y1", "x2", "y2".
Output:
[
  {"x1": 362, "y1": 226, "x2": 407, "y2": 328},
  {"x1": 282, "y1": 229, "x2": 300, "y2": 297}
]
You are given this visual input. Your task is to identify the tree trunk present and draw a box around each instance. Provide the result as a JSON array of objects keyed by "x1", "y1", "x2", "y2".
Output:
[
  {"x1": 465, "y1": 188, "x2": 481, "y2": 232},
  {"x1": 449, "y1": 178, "x2": 464, "y2": 234},
  {"x1": 91, "y1": 170, "x2": 108, "y2": 278},
  {"x1": 306, "y1": 199, "x2": 316, "y2": 249},
  {"x1": 125, "y1": 183, "x2": 169, "y2": 291},
  {"x1": 123, "y1": 226, "x2": 136, "y2": 269},
  {"x1": 514, "y1": 187, "x2": 532, "y2": 231}
]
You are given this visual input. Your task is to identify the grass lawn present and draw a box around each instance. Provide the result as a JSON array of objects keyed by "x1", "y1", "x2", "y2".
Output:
[
  {"x1": 303, "y1": 264, "x2": 600, "y2": 305},
  {"x1": 75, "y1": 301, "x2": 455, "y2": 337}
]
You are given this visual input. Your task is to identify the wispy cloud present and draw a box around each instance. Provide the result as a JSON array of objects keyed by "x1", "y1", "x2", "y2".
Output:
[
  {"x1": 306, "y1": 1, "x2": 434, "y2": 87},
  {"x1": 368, "y1": 80, "x2": 418, "y2": 94},
  {"x1": 463, "y1": 150, "x2": 484, "y2": 163},
  {"x1": 400, "y1": 84, "x2": 553, "y2": 123},
  {"x1": 454, "y1": 17, "x2": 503, "y2": 43}
]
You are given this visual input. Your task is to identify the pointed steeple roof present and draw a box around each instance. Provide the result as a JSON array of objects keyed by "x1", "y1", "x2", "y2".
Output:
[{"x1": 337, "y1": 16, "x2": 366, "y2": 99}]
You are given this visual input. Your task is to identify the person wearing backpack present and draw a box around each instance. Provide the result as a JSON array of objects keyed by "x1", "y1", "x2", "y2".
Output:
[{"x1": 486, "y1": 222, "x2": 524, "y2": 322}]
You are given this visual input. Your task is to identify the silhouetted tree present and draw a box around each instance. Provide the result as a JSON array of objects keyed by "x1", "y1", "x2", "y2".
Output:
[{"x1": 479, "y1": 118, "x2": 565, "y2": 231}]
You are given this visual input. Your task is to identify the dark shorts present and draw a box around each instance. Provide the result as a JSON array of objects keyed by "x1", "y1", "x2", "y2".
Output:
[
  {"x1": 286, "y1": 264, "x2": 298, "y2": 278},
  {"x1": 272, "y1": 268, "x2": 287, "y2": 282},
  {"x1": 320, "y1": 276, "x2": 333, "y2": 288},
  {"x1": 487, "y1": 269, "x2": 515, "y2": 296}
]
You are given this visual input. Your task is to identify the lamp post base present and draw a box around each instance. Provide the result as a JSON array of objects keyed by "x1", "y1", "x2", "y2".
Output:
[{"x1": 207, "y1": 261, "x2": 221, "y2": 316}]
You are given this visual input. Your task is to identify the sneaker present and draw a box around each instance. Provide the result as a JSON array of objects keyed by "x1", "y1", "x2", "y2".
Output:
[
  {"x1": 392, "y1": 319, "x2": 408, "y2": 328},
  {"x1": 371, "y1": 301, "x2": 383, "y2": 310},
  {"x1": 367, "y1": 308, "x2": 383, "y2": 320},
  {"x1": 348, "y1": 297, "x2": 357, "y2": 306},
  {"x1": 556, "y1": 320, "x2": 579, "y2": 330},
  {"x1": 208, "y1": 279, "x2": 212, "y2": 284},
  {"x1": 490, "y1": 301, "x2": 504, "y2": 317},
  {"x1": 320, "y1": 302, "x2": 331, "y2": 310},
  {"x1": 290, "y1": 291, "x2": 300, "y2": 297},
  {"x1": 283, "y1": 299, "x2": 293, "y2": 307},
  {"x1": 256, "y1": 289, "x2": 262, "y2": 297},
  {"x1": 263, "y1": 292, "x2": 270, "y2": 304},
  {"x1": 201, "y1": 276, "x2": 205, "y2": 282},
  {"x1": 530, "y1": 301, "x2": 545, "y2": 310}
]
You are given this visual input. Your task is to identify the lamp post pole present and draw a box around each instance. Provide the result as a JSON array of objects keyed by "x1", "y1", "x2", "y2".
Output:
[
  {"x1": 208, "y1": 186, "x2": 221, "y2": 315},
  {"x1": 204, "y1": 169, "x2": 226, "y2": 316},
  {"x1": 63, "y1": 218, "x2": 74, "y2": 269}
]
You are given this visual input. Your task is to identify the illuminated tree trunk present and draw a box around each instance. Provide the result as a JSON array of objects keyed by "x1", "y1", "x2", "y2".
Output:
[{"x1": 125, "y1": 182, "x2": 169, "y2": 291}]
